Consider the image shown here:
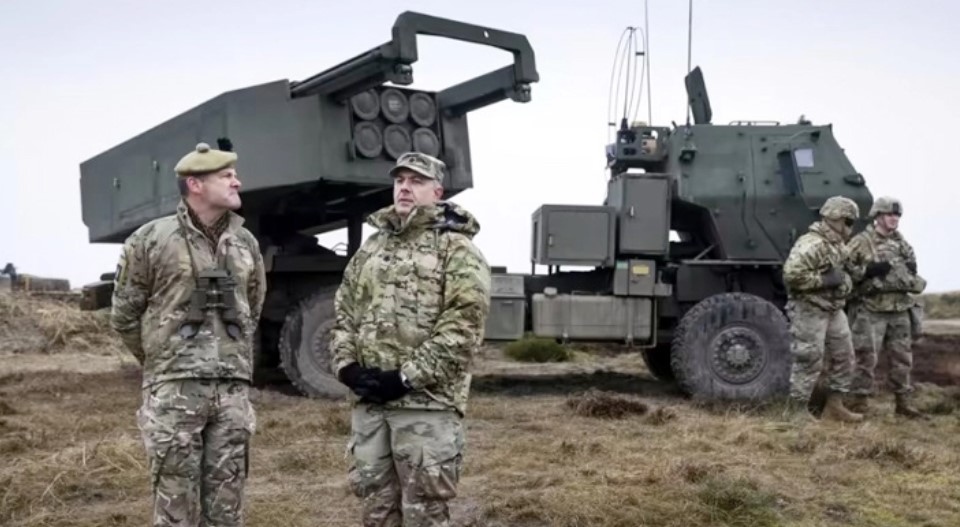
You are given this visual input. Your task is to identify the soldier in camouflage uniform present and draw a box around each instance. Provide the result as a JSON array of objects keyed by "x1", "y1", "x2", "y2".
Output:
[
  {"x1": 782, "y1": 196, "x2": 863, "y2": 422},
  {"x1": 111, "y1": 142, "x2": 267, "y2": 526},
  {"x1": 845, "y1": 196, "x2": 927, "y2": 418},
  {"x1": 330, "y1": 152, "x2": 491, "y2": 527}
]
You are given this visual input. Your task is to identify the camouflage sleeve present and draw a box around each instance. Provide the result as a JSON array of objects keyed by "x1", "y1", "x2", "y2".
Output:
[
  {"x1": 844, "y1": 233, "x2": 871, "y2": 284},
  {"x1": 400, "y1": 236, "x2": 491, "y2": 390},
  {"x1": 782, "y1": 239, "x2": 829, "y2": 292},
  {"x1": 329, "y1": 237, "x2": 376, "y2": 375},
  {"x1": 110, "y1": 231, "x2": 151, "y2": 364},
  {"x1": 247, "y1": 235, "x2": 267, "y2": 323},
  {"x1": 901, "y1": 237, "x2": 917, "y2": 267},
  {"x1": 900, "y1": 238, "x2": 927, "y2": 294}
]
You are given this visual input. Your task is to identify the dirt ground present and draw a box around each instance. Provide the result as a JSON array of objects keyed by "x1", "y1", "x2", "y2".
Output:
[{"x1": 3, "y1": 294, "x2": 960, "y2": 526}]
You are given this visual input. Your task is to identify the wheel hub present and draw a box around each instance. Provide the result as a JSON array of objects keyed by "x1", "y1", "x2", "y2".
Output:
[{"x1": 709, "y1": 326, "x2": 766, "y2": 384}]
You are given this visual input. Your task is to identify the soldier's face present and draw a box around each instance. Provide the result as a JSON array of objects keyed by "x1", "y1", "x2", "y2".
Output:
[
  {"x1": 191, "y1": 168, "x2": 242, "y2": 210},
  {"x1": 393, "y1": 169, "x2": 442, "y2": 217},
  {"x1": 826, "y1": 217, "x2": 855, "y2": 240},
  {"x1": 877, "y1": 212, "x2": 900, "y2": 232}
]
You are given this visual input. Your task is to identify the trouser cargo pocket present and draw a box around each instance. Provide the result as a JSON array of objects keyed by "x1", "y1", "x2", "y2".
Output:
[{"x1": 412, "y1": 448, "x2": 461, "y2": 500}]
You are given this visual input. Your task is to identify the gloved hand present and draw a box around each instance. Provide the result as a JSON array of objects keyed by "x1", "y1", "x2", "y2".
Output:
[
  {"x1": 905, "y1": 261, "x2": 917, "y2": 274},
  {"x1": 820, "y1": 268, "x2": 845, "y2": 289},
  {"x1": 371, "y1": 370, "x2": 411, "y2": 403},
  {"x1": 337, "y1": 362, "x2": 384, "y2": 401},
  {"x1": 864, "y1": 261, "x2": 892, "y2": 279}
]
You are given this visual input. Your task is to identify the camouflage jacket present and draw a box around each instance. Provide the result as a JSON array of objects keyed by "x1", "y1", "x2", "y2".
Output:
[
  {"x1": 846, "y1": 225, "x2": 926, "y2": 313},
  {"x1": 330, "y1": 201, "x2": 491, "y2": 416},
  {"x1": 110, "y1": 200, "x2": 267, "y2": 388},
  {"x1": 782, "y1": 221, "x2": 853, "y2": 312}
]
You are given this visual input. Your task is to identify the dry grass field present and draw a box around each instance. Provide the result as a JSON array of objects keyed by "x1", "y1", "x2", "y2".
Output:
[{"x1": 3, "y1": 292, "x2": 960, "y2": 526}]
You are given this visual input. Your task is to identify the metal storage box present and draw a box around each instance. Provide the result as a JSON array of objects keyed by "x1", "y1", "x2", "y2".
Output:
[
  {"x1": 605, "y1": 174, "x2": 671, "y2": 255},
  {"x1": 485, "y1": 274, "x2": 526, "y2": 341},
  {"x1": 530, "y1": 205, "x2": 616, "y2": 267}
]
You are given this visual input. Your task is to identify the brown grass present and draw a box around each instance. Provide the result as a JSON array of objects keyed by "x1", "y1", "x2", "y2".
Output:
[
  {"x1": 2, "y1": 295, "x2": 960, "y2": 526},
  {"x1": 921, "y1": 291, "x2": 960, "y2": 319},
  {"x1": 0, "y1": 293, "x2": 118, "y2": 355},
  {"x1": 564, "y1": 388, "x2": 650, "y2": 418}
]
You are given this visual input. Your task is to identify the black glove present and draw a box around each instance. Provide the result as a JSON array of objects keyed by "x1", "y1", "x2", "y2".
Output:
[
  {"x1": 906, "y1": 261, "x2": 917, "y2": 274},
  {"x1": 371, "y1": 370, "x2": 411, "y2": 403},
  {"x1": 864, "y1": 261, "x2": 892, "y2": 280},
  {"x1": 820, "y1": 268, "x2": 844, "y2": 289},
  {"x1": 337, "y1": 363, "x2": 384, "y2": 401}
]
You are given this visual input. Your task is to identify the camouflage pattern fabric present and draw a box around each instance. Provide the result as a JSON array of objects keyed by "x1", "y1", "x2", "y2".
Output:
[
  {"x1": 850, "y1": 310, "x2": 914, "y2": 395},
  {"x1": 330, "y1": 201, "x2": 492, "y2": 417},
  {"x1": 787, "y1": 299, "x2": 855, "y2": 402},
  {"x1": 110, "y1": 200, "x2": 267, "y2": 386},
  {"x1": 137, "y1": 379, "x2": 256, "y2": 526},
  {"x1": 846, "y1": 224, "x2": 927, "y2": 313},
  {"x1": 819, "y1": 195, "x2": 859, "y2": 222},
  {"x1": 782, "y1": 221, "x2": 853, "y2": 313},
  {"x1": 389, "y1": 152, "x2": 447, "y2": 183},
  {"x1": 346, "y1": 405, "x2": 464, "y2": 527}
]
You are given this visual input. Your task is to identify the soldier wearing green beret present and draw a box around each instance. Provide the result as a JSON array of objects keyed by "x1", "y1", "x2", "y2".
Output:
[{"x1": 110, "y1": 142, "x2": 267, "y2": 526}]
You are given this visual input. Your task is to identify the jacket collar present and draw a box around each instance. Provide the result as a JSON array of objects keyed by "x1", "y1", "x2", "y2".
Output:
[{"x1": 176, "y1": 199, "x2": 244, "y2": 238}]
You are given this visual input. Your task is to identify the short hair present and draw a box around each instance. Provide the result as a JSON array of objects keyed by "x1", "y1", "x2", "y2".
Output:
[{"x1": 177, "y1": 173, "x2": 211, "y2": 197}]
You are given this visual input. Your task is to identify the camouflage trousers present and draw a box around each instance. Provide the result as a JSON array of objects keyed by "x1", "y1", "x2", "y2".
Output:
[
  {"x1": 850, "y1": 309, "x2": 914, "y2": 395},
  {"x1": 787, "y1": 300, "x2": 855, "y2": 402},
  {"x1": 136, "y1": 379, "x2": 256, "y2": 527},
  {"x1": 346, "y1": 405, "x2": 465, "y2": 527}
]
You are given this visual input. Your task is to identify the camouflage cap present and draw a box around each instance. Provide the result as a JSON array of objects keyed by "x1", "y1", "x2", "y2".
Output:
[
  {"x1": 819, "y1": 195, "x2": 860, "y2": 221},
  {"x1": 389, "y1": 152, "x2": 446, "y2": 184},
  {"x1": 868, "y1": 196, "x2": 903, "y2": 218},
  {"x1": 174, "y1": 142, "x2": 237, "y2": 177}
]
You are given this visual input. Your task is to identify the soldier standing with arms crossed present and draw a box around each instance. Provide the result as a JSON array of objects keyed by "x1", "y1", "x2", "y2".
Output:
[
  {"x1": 111, "y1": 142, "x2": 267, "y2": 526},
  {"x1": 845, "y1": 196, "x2": 927, "y2": 418},
  {"x1": 783, "y1": 196, "x2": 863, "y2": 422},
  {"x1": 330, "y1": 152, "x2": 491, "y2": 527}
]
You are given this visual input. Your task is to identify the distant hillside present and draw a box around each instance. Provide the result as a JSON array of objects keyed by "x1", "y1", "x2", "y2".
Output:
[{"x1": 921, "y1": 292, "x2": 960, "y2": 319}]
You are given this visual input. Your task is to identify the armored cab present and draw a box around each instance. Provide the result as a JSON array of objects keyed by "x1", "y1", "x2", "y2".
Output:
[
  {"x1": 79, "y1": 11, "x2": 539, "y2": 397},
  {"x1": 490, "y1": 66, "x2": 873, "y2": 402}
]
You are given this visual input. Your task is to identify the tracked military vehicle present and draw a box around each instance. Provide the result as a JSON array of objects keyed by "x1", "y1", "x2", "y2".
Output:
[{"x1": 80, "y1": 11, "x2": 874, "y2": 402}]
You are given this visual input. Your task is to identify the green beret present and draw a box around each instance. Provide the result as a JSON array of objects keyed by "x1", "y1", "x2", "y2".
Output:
[{"x1": 174, "y1": 142, "x2": 237, "y2": 177}]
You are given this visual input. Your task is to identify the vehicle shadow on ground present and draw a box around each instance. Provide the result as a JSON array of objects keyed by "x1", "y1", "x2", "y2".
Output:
[
  {"x1": 253, "y1": 368, "x2": 685, "y2": 401},
  {"x1": 470, "y1": 370, "x2": 683, "y2": 399}
]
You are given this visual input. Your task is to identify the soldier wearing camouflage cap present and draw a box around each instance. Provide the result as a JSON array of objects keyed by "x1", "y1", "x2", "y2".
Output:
[
  {"x1": 845, "y1": 196, "x2": 927, "y2": 418},
  {"x1": 782, "y1": 195, "x2": 863, "y2": 422},
  {"x1": 111, "y1": 141, "x2": 266, "y2": 525},
  {"x1": 330, "y1": 151, "x2": 491, "y2": 526}
]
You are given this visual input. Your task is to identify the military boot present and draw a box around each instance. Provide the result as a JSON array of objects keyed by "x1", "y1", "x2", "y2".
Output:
[
  {"x1": 894, "y1": 393, "x2": 926, "y2": 419},
  {"x1": 821, "y1": 392, "x2": 864, "y2": 423},
  {"x1": 846, "y1": 394, "x2": 869, "y2": 414},
  {"x1": 782, "y1": 397, "x2": 817, "y2": 424}
]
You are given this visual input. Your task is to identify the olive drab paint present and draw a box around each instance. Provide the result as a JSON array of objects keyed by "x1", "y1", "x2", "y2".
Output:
[{"x1": 79, "y1": 12, "x2": 538, "y2": 399}]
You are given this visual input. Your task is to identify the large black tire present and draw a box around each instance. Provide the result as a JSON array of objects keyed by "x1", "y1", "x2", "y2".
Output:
[
  {"x1": 670, "y1": 292, "x2": 791, "y2": 401},
  {"x1": 641, "y1": 345, "x2": 675, "y2": 381},
  {"x1": 278, "y1": 286, "x2": 350, "y2": 399}
]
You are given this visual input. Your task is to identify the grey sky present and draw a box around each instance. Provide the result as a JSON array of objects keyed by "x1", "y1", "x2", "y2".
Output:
[{"x1": 2, "y1": 0, "x2": 958, "y2": 292}]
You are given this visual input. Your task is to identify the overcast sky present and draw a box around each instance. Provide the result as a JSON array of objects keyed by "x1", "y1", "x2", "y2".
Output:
[{"x1": 2, "y1": 0, "x2": 958, "y2": 293}]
